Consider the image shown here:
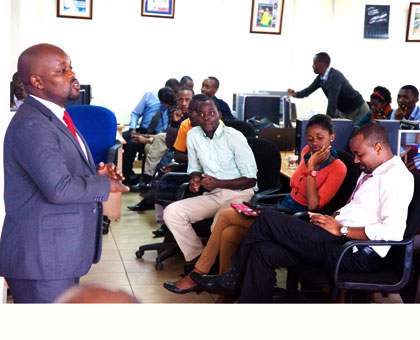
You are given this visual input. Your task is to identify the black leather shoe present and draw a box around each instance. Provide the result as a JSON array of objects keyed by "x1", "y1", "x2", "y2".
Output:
[
  {"x1": 190, "y1": 272, "x2": 239, "y2": 299},
  {"x1": 152, "y1": 224, "x2": 167, "y2": 237},
  {"x1": 127, "y1": 202, "x2": 151, "y2": 211},
  {"x1": 163, "y1": 282, "x2": 202, "y2": 295}
]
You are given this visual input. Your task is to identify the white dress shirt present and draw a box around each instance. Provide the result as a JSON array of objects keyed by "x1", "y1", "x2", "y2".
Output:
[
  {"x1": 186, "y1": 124, "x2": 257, "y2": 183},
  {"x1": 30, "y1": 95, "x2": 88, "y2": 160},
  {"x1": 335, "y1": 156, "x2": 414, "y2": 257}
]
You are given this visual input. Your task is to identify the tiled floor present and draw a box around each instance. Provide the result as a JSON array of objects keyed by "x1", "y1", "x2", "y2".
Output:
[{"x1": 80, "y1": 191, "x2": 216, "y2": 303}]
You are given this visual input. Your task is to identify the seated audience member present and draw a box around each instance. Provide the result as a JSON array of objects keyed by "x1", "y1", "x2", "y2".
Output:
[
  {"x1": 162, "y1": 97, "x2": 257, "y2": 265},
  {"x1": 150, "y1": 94, "x2": 207, "y2": 236},
  {"x1": 165, "y1": 78, "x2": 181, "y2": 95},
  {"x1": 164, "y1": 114, "x2": 347, "y2": 295},
  {"x1": 180, "y1": 75, "x2": 194, "y2": 89},
  {"x1": 10, "y1": 72, "x2": 27, "y2": 109},
  {"x1": 130, "y1": 87, "x2": 194, "y2": 192},
  {"x1": 390, "y1": 85, "x2": 420, "y2": 121},
  {"x1": 191, "y1": 123, "x2": 414, "y2": 303},
  {"x1": 55, "y1": 284, "x2": 138, "y2": 303},
  {"x1": 201, "y1": 76, "x2": 235, "y2": 120},
  {"x1": 287, "y1": 52, "x2": 369, "y2": 122},
  {"x1": 123, "y1": 82, "x2": 177, "y2": 184},
  {"x1": 355, "y1": 86, "x2": 393, "y2": 126}
]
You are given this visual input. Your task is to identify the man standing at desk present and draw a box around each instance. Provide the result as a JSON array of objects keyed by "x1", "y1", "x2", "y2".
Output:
[
  {"x1": 288, "y1": 52, "x2": 369, "y2": 122},
  {"x1": 0, "y1": 43, "x2": 129, "y2": 303}
]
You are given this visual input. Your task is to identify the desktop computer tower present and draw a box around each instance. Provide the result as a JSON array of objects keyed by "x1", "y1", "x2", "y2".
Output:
[
  {"x1": 373, "y1": 119, "x2": 401, "y2": 155},
  {"x1": 295, "y1": 118, "x2": 355, "y2": 159}
]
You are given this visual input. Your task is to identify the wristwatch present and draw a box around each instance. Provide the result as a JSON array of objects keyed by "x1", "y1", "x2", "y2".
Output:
[
  {"x1": 340, "y1": 225, "x2": 349, "y2": 237},
  {"x1": 305, "y1": 170, "x2": 317, "y2": 178}
]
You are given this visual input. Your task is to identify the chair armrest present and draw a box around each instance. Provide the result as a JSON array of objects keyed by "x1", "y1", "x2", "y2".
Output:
[
  {"x1": 107, "y1": 140, "x2": 122, "y2": 166},
  {"x1": 176, "y1": 182, "x2": 190, "y2": 200},
  {"x1": 333, "y1": 237, "x2": 415, "y2": 290},
  {"x1": 154, "y1": 172, "x2": 189, "y2": 203},
  {"x1": 251, "y1": 187, "x2": 285, "y2": 203}
]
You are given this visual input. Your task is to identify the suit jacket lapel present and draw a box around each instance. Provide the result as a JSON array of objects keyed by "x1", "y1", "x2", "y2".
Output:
[{"x1": 25, "y1": 97, "x2": 97, "y2": 174}]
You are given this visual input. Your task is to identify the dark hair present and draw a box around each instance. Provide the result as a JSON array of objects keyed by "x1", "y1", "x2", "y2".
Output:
[
  {"x1": 314, "y1": 52, "x2": 331, "y2": 66},
  {"x1": 191, "y1": 93, "x2": 207, "y2": 102},
  {"x1": 180, "y1": 75, "x2": 193, "y2": 83},
  {"x1": 158, "y1": 86, "x2": 176, "y2": 106},
  {"x1": 305, "y1": 114, "x2": 334, "y2": 135},
  {"x1": 351, "y1": 122, "x2": 390, "y2": 147},
  {"x1": 165, "y1": 78, "x2": 180, "y2": 92},
  {"x1": 197, "y1": 96, "x2": 220, "y2": 112},
  {"x1": 370, "y1": 86, "x2": 392, "y2": 105},
  {"x1": 401, "y1": 85, "x2": 419, "y2": 98},
  {"x1": 207, "y1": 76, "x2": 220, "y2": 89},
  {"x1": 178, "y1": 86, "x2": 195, "y2": 96}
]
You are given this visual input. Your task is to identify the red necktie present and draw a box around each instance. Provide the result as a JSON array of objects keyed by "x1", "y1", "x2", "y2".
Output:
[{"x1": 63, "y1": 110, "x2": 79, "y2": 143}]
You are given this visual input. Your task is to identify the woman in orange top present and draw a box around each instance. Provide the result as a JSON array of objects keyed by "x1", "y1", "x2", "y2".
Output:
[{"x1": 164, "y1": 114, "x2": 347, "y2": 296}]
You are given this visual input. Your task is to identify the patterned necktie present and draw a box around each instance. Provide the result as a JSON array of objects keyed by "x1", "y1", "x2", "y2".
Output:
[
  {"x1": 346, "y1": 173, "x2": 373, "y2": 204},
  {"x1": 63, "y1": 110, "x2": 79, "y2": 143}
]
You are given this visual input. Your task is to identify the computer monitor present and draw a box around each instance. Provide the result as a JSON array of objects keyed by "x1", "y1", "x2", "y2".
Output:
[
  {"x1": 64, "y1": 84, "x2": 91, "y2": 108},
  {"x1": 295, "y1": 118, "x2": 355, "y2": 160},
  {"x1": 281, "y1": 96, "x2": 292, "y2": 128},
  {"x1": 397, "y1": 130, "x2": 420, "y2": 174},
  {"x1": 241, "y1": 94, "x2": 281, "y2": 124},
  {"x1": 400, "y1": 120, "x2": 420, "y2": 130},
  {"x1": 373, "y1": 120, "x2": 400, "y2": 155}
]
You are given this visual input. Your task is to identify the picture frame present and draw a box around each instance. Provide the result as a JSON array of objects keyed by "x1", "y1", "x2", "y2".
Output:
[
  {"x1": 406, "y1": 2, "x2": 420, "y2": 42},
  {"x1": 250, "y1": 0, "x2": 284, "y2": 35},
  {"x1": 364, "y1": 5, "x2": 390, "y2": 39},
  {"x1": 141, "y1": 0, "x2": 175, "y2": 19},
  {"x1": 57, "y1": 0, "x2": 92, "y2": 19}
]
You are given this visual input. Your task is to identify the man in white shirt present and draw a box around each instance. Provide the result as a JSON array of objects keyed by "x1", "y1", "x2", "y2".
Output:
[
  {"x1": 191, "y1": 122, "x2": 414, "y2": 302},
  {"x1": 163, "y1": 97, "x2": 257, "y2": 263}
]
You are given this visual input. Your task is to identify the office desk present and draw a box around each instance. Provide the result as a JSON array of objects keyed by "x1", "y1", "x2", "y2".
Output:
[{"x1": 280, "y1": 150, "x2": 297, "y2": 179}]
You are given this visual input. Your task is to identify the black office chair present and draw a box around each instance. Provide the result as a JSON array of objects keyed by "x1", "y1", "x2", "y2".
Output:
[
  {"x1": 135, "y1": 137, "x2": 281, "y2": 270},
  {"x1": 246, "y1": 149, "x2": 361, "y2": 217},
  {"x1": 281, "y1": 172, "x2": 420, "y2": 303},
  {"x1": 222, "y1": 120, "x2": 256, "y2": 138}
]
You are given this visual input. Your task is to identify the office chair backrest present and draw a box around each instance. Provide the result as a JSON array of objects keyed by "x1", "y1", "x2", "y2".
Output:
[
  {"x1": 319, "y1": 149, "x2": 361, "y2": 213},
  {"x1": 67, "y1": 105, "x2": 117, "y2": 166},
  {"x1": 246, "y1": 137, "x2": 280, "y2": 192},
  {"x1": 223, "y1": 120, "x2": 256, "y2": 138}
]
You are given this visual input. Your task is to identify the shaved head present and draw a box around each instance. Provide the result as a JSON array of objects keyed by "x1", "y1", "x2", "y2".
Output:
[{"x1": 17, "y1": 43, "x2": 80, "y2": 106}]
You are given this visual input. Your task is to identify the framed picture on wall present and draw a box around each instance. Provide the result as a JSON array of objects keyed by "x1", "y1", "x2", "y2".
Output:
[
  {"x1": 364, "y1": 5, "x2": 390, "y2": 39},
  {"x1": 406, "y1": 2, "x2": 420, "y2": 42},
  {"x1": 141, "y1": 0, "x2": 175, "y2": 19},
  {"x1": 250, "y1": 0, "x2": 284, "y2": 35},
  {"x1": 57, "y1": 0, "x2": 93, "y2": 19}
]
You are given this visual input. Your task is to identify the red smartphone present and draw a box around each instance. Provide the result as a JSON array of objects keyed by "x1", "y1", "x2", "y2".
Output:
[{"x1": 230, "y1": 202, "x2": 261, "y2": 217}]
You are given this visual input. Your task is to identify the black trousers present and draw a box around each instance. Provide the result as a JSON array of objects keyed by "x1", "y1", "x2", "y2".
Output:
[
  {"x1": 122, "y1": 128, "x2": 148, "y2": 178},
  {"x1": 231, "y1": 210, "x2": 381, "y2": 303}
]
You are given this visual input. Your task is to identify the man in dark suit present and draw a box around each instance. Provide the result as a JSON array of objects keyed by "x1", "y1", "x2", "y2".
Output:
[
  {"x1": 288, "y1": 52, "x2": 369, "y2": 122},
  {"x1": 0, "y1": 43, "x2": 129, "y2": 303}
]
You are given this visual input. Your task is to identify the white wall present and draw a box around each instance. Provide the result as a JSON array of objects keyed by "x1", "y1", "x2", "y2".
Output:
[{"x1": 9, "y1": 0, "x2": 420, "y2": 122}]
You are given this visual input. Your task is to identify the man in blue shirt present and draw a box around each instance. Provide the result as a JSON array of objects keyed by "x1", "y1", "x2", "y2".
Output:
[
  {"x1": 390, "y1": 85, "x2": 420, "y2": 121},
  {"x1": 122, "y1": 86, "x2": 175, "y2": 183}
]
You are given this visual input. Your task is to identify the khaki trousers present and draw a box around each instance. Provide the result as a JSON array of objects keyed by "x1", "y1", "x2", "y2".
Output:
[
  {"x1": 163, "y1": 188, "x2": 254, "y2": 261},
  {"x1": 341, "y1": 102, "x2": 370, "y2": 122},
  {"x1": 195, "y1": 208, "x2": 255, "y2": 274},
  {"x1": 143, "y1": 133, "x2": 167, "y2": 177}
]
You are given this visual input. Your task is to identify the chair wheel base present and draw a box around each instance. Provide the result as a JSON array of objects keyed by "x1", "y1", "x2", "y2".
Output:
[
  {"x1": 136, "y1": 250, "x2": 144, "y2": 258},
  {"x1": 155, "y1": 262, "x2": 163, "y2": 271}
]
